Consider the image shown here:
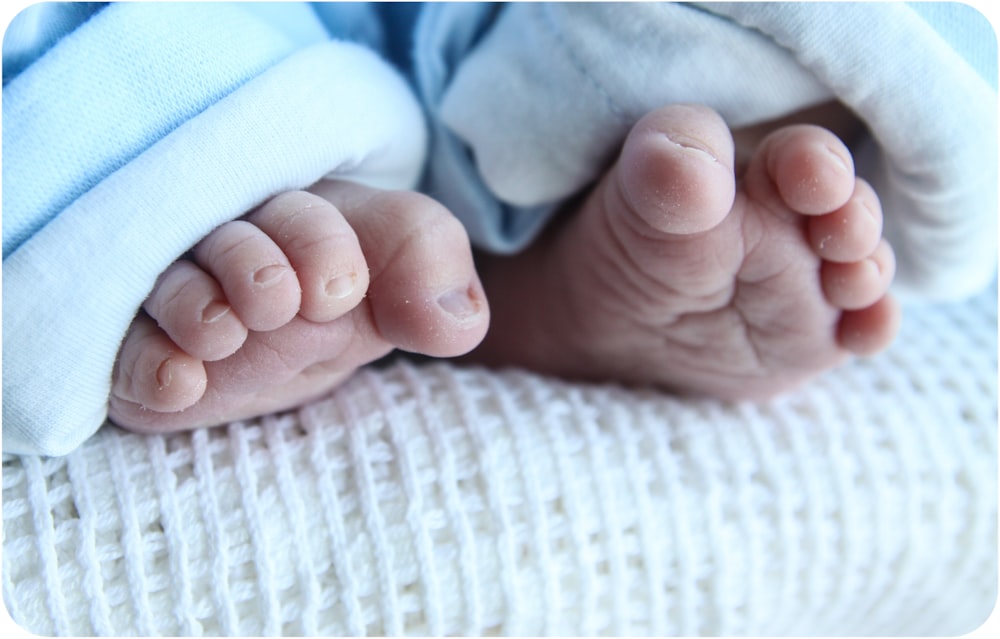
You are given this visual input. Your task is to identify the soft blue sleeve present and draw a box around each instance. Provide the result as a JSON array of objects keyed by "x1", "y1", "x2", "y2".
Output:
[
  {"x1": 2, "y1": 2, "x2": 106, "y2": 82},
  {"x1": 1, "y1": 1, "x2": 388, "y2": 259},
  {"x1": 3, "y1": 3, "x2": 303, "y2": 258}
]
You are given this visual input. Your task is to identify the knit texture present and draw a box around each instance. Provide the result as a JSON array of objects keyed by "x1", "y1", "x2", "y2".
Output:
[{"x1": 3, "y1": 287, "x2": 996, "y2": 636}]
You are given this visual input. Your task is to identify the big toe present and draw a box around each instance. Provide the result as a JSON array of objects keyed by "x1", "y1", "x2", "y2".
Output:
[{"x1": 613, "y1": 104, "x2": 737, "y2": 235}]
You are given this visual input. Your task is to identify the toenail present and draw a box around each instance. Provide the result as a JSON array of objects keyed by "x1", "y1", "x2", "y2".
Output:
[
  {"x1": 867, "y1": 256, "x2": 883, "y2": 275},
  {"x1": 861, "y1": 200, "x2": 878, "y2": 221},
  {"x1": 156, "y1": 358, "x2": 174, "y2": 390},
  {"x1": 201, "y1": 300, "x2": 231, "y2": 324},
  {"x1": 824, "y1": 144, "x2": 851, "y2": 174},
  {"x1": 437, "y1": 287, "x2": 480, "y2": 319},
  {"x1": 252, "y1": 264, "x2": 289, "y2": 286},
  {"x1": 325, "y1": 273, "x2": 356, "y2": 299}
]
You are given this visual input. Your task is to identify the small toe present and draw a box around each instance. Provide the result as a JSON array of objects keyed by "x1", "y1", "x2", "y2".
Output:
[
  {"x1": 808, "y1": 179, "x2": 883, "y2": 263},
  {"x1": 143, "y1": 260, "x2": 249, "y2": 361},
  {"x1": 111, "y1": 314, "x2": 207, "y2": 414},
  {"x1": 837, "y1": 294, "x2": 901, "y2": 356},
  {"x1": 193, "y1": 219, "x2": 301, "y2": 331},
  {"x1": 757, "y1": 124, "x2": 856, "y2": 216},
  {"x1": 247, "y1": 190, "x2": 369, "y2": 323},
  {"x1": 309, "y1": 180, "x2": 490, "y2": 358},
  {"x1": 822, "y1": 239, "x2": 895, "y2": 310}
]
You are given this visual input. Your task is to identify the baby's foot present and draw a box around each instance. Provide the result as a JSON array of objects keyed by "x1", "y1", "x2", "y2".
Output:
[
  {"x1": 109, "y1": 181, "x2": 489, "y2": 432},
  {"x1": 471, "y1": 104, "x2": 899, "y2": 400}
]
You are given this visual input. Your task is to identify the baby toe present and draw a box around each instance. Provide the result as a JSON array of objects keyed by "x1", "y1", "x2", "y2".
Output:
[
  {"x1": 822, "y1": 239, "x2": 896, "y2": 310},
  {"x1": 143, "y1": 260, "x2": 249, "y2": 361},
  {"x1": 193, "y1": 219, "x2": 301, "y2": 331},
  {"x1": 111, "y1": 314, "x2": 208, "y2": 415},
  {"x1": 247, "y1": 190, "x2": 369, "y2": 323},
  {"x1": 808, "y1": 179, "x2": 883, "y2": 263},
  {"x1": 615, "y1": 104, "x2": 736, "y2": 235},
  {"x1": 758, "y1": 124, "x2": 856, "y2": 216},
  {"x1": 837, "y1": 295, "x2": 901, "y2": 356},
  {"x1": 310, "y1": 180, "x2": 489, "y2": 358}
]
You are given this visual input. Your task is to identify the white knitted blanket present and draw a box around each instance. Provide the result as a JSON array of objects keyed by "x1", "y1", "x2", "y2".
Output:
[{"x1": 3, "y1": 287, "x2": 996, "y2": 636}]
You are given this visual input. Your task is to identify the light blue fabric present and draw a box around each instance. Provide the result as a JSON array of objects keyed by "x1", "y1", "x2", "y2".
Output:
[
  {"x1": 3, "y1": 3, "x2": 303, "y2": 258},
  {"x1": 2, "y1": 1, "x2": 106, "y2": 83},
  {"x1": 2, "y1": 2, "x2": 385, "y2": 260},
  {"x1": 909, "y1": 1, "x2": 997, "y2": 89}
]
